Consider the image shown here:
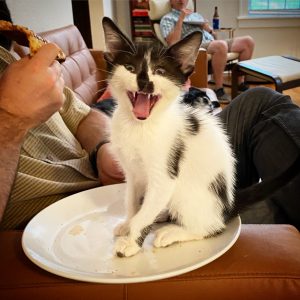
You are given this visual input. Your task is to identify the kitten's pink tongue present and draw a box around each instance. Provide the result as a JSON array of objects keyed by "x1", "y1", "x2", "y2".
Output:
[{"x1": 132, "y1": 93, "x2": 150, "y2": 119}]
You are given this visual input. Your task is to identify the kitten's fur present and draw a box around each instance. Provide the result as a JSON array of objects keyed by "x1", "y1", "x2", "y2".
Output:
[{"x1": 102, "y1": 18, "x2": 299, "y2": 257}]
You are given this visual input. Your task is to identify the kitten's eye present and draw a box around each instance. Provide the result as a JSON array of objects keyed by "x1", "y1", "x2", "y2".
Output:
[
  {"x1": 124, "y1": 64, "x2": 135, "y2": 72},
  {"x1": 154, "y1": 67, "x2": 166, "y2": 76}
]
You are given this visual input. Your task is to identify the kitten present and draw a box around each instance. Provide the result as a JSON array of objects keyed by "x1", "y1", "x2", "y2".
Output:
[{"x1": 101, "y1": 17, "x2": 299, "y2": 257}]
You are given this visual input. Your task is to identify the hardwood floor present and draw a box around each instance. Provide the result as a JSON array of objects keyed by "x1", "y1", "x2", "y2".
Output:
[
  {"x1": 208, "y1": 73, "x2": 300, "y2": 107},
  {"x1": 284, "y1": 87, "x2": 300, "y2": 107}
]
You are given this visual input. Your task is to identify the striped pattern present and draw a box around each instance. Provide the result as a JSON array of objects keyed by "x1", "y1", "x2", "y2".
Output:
[
  {"x1": 0, "y1": 47, "x2": 100, "y2": 229},
  {"x1": 160, "y1": 9, "x2": 214, "y2": 45}
]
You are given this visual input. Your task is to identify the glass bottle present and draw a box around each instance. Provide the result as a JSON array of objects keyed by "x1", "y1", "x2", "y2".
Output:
[{"x1": 212, "y1": 6, "x2": 220, "y2": 30}]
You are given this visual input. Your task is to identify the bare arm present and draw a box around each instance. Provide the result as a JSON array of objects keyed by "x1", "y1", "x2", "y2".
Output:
[
  {"x1": 0, "y1": 112, "x2": 27, "y2": 219},
  {"x1": 75, "y1": 108, "x2": 124, "y2": 185},
  {"x1": 0, "y1": 44, "x2": 64, "y2": 221},
  {"x1": 166, "y1": 8, "x2": 192, "y2": 46},
  {"x1": 202, "y1": 21, "x2": 217, "y2": 39}
]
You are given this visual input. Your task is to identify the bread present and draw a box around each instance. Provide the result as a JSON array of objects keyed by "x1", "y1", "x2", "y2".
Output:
[{"x1": 0, "y1": 20, "x2": 66, "y2": 62}]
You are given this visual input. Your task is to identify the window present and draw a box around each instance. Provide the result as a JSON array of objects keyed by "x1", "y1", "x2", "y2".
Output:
[{"x1": 249, "y1": 0, "x2": 300, "y2": 15}]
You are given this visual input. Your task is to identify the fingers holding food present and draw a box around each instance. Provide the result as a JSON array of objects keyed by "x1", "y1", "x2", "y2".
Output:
[{"x1": 0, "y1": 20, "x2": 66, "y2": 62}]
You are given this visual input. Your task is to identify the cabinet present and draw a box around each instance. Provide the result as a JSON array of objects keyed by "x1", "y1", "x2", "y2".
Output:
[{"x1": 129, "y1": 0, "x2": 154, "y2": 42}]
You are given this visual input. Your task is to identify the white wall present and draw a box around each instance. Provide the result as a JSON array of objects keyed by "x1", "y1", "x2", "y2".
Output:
[
  {"x1": 195, "y1": 0, "x2": 300, "y2": 58},
  {"x1": 88, "y1": 0, "x2": 130, "y2": 50},
  {"x1": 113, "y1": 0, "x2": 131, "y2": 38},
  {"x1": 6, "y1": 0, "x2": 73, "y2": 33},
  {"x1": 89, "y1": 0, "x2": 115, "y2": 50}
]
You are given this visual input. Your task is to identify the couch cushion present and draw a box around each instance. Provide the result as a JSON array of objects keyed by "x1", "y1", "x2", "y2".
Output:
[
  {"x1": 12, "y1": 25, "x2": 101, "y2": 106},
  {"x1": 40, "y1": 25, "x2": 100, "y2": 105}
]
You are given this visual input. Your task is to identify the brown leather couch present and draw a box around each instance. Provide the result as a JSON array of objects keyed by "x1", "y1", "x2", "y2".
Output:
[
  {"x1": 0, "y1": 225, "x2": 299, "y2": 299},
  {"x1": 3, "y1": 25, "x2": 299, "y2": 299}
]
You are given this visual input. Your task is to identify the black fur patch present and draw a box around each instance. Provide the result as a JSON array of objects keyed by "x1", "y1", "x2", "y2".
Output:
[
  {"x1": 182, "y1": 87, "x2": 211, "y2": 107},
  {"x1": 137, "y1": 59, "x2": 154, "y2": 93},
  {"x1": 135, "y1": 225, "x2": 152, "y2": 247},
  {"x1": 167, "y1": 135, "x2": 186, "y2": 179},
  {"x1": 185, "y1": 113, "x2": 200, "y2": 135},
  {"x1": 209, "y1": 173, "x2": 232, "y2": 220},
  {"x1": 209, "y1": 173, "x2": 228, "y2": 204}
]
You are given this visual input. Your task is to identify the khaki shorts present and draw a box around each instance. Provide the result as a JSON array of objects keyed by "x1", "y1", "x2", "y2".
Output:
[{"x1": 201, "y1": 38, "x2": 234, "y2": 51}]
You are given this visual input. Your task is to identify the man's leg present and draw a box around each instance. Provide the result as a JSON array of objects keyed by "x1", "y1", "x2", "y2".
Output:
[
  {"x1": 218, "y1": 87, "x2": 300, "y2": 228},
  {"x1": 230, "y1": 36, "x2": 254, "y2": 62},
  {"x1": 230, "y1": 36, "x2": 255, "y2": 85},
  {"x1": 207, "y1": 40, "x2": 231, "y2": 103},
  {"x1": 207, "y1": 40, "x2": 228, "y2": 89}
]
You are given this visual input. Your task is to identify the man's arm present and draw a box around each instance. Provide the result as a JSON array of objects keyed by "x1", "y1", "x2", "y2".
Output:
[
  {"x1": 0, "y1": 44, "x2": 64, "y2": 221},
  {"x1": 163, "y1": 9, "x2": 192, "y2": 46},
  {"x1": 75, "y1": 108, "x2": 124, "y2": 185},
  {"x1": 0, "y1": 112, "x2": 27, "y2": 219}
]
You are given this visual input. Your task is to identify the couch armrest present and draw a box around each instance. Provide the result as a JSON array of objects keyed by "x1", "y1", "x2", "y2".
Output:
[
  {"x1": 0, "y1": 225, "x2": 299, "y2": 300},
  {"x1": 190, "y1": 49, "x2": 208, "y2": 88}
]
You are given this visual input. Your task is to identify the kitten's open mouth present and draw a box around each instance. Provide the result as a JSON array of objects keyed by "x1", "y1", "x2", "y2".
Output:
[{"x1": 127, "y1": 91, "x2": 161, "y2": 120}]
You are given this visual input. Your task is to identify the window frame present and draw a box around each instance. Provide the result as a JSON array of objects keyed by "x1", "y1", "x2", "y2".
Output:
[
  {"x1": 240, "y1": 0, "x2": 300, "y2": 16},
  {"x1": 238, "y1": 0, "x2": 300, "y2": 28},
  {"x1": 248, "y1": 0, "x2": 300, "y2": 15}
]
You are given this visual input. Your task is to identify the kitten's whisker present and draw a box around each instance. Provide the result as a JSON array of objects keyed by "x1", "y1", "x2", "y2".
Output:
[
  {"x1": 95, "y1": 86, "x2": 108, "y2": 95},
  {"x1": 96, "y1": 67, "x2": 113, "y2": 75},
  {"x1": 96, "y1": 79, "x2": 109, "y2": 84},
  {"x1": 115, "y1": 49, "x2": 135, "y2": 56},
  {"x1": 103, "y1": 60, "x2": 120, "y2": 72},
  {"x1": 158, "y1": 45, "x2": 166, "y2": 58}
]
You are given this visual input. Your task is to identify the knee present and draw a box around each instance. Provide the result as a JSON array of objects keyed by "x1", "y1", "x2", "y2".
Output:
[
  {"x1": 209, "y1": 40, "x2": 228, "y2": 55},
  {"x1": 243, "y1": 35, "x2": 255, "y2": 51}
]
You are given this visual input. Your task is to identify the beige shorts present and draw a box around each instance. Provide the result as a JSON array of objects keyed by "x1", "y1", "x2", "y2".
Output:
[{"x1": 201, "y1": 38, "x2": 234, "y2": 51}]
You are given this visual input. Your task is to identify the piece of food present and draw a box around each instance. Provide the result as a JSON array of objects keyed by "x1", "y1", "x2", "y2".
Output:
[{"x1": 0, "y1": 20, "x2": 66, "y2": 62}]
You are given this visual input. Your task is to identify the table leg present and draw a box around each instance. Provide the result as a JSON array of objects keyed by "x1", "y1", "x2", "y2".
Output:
[{"x1": 231, "y1": 64, "x2": 241, "y2": 99}]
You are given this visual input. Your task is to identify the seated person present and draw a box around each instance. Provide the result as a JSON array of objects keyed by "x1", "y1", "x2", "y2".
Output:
[{"x1": 160, "y1": 0, "x2": 255, "y2": 103}]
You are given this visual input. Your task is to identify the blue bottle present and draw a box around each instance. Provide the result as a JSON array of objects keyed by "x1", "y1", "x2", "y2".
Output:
[{"x1": 212, "y1": 6, "x2": 220, "y2": 30}]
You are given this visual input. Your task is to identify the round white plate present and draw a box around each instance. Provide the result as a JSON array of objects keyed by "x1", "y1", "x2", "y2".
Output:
[
  {"x1": 22, "y1": 183, "x2": 241, "y2": 284},
  {"x1": 183, "y1": 21, "x2": 205, "y2": 25}
]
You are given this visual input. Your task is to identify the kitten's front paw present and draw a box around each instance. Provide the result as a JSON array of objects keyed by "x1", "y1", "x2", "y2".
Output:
[
  {"x1": 113, "y1": 221, "x2": 130, "y2": 236},
  {"x1": 114, "y1": 236, "x2": 141, "y2": 257}
]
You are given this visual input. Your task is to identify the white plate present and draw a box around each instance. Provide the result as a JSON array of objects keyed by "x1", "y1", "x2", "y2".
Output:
[
  {"x1": 22, "y1": 183, "x2": 241, "y2": 284},
  {"x1": 184, "y1": 21, "x2": 205, "y2": 25}
]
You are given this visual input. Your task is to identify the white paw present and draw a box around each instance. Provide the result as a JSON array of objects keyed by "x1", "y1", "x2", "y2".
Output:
[
  {"x1": 113, "y1": 221, "x2": 130, "y2": 236},
  {"x1": 114, "y1": 236, "x2": 141, "y2": 257},
  {"x1": 154, "y1": 226, "x2": 181, "y2": 248}
]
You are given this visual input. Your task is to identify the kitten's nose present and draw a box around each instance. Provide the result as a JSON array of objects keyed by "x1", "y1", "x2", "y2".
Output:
[
  {"x1": 138, "y1": 80, "x2": 154, "y2": 94},
  {"x1": 137, "y1": 59, "x2": 154, "y2": 93}
]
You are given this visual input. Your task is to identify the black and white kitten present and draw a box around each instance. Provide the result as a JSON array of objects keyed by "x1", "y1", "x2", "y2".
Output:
[{"x1": 101, "y1": 17, "x2": 298, "y2": 257}]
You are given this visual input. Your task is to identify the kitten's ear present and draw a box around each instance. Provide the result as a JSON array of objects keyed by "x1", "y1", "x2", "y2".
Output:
[
  {"x1": 167, "y1": 31, "x2": 202, "y2": 76},
  {"x1": 102, "y1": 17, "x2": 135, "y2": 61}
]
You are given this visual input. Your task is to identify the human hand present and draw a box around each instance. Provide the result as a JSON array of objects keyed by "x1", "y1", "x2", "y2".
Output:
[
  {"x1": 179, "y1": 8, "x2": 193, "y2": 20},
  {"x1": 203, "y1": 21, "x2": 212, "y2": 32},
  {"x1": 0, "y1": 43, "x2": 65, "y2": 130},
  {"x1": 97, "y1": 143, "x2": 125, "y2": 185}
]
